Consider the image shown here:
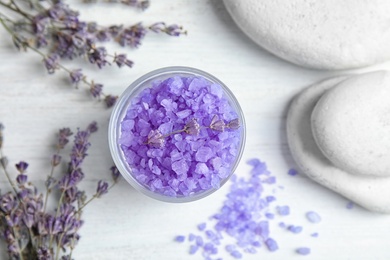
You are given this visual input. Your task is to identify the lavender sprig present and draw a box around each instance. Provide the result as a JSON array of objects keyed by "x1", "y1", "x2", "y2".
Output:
[
  {"x1": 0, "y1": 0, "x2": 186, "y2": 108},
  {"x1": 0, "y1": 123, "x2": 120, "y2": 259}
]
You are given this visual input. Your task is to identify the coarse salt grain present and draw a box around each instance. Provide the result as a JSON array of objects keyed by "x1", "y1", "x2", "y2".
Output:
[
  {"x1": 296, "y1": 247, "x2": 311, "y2": 255},
  {"x1": 288, "y1": 168, "x2": 298, "y2": 176},
  {"x1": 119, "y1": 75, "x2": 242, "y2": 198},
  {"x1": 306, "y1": 211, "x2": 321, "y2": 223},
  {"x1": 276, "y1": 205, "x2": 290, "y2": 216},
  {"x1": 175, "y1": 235, "x2": 185, "y2": 242}
]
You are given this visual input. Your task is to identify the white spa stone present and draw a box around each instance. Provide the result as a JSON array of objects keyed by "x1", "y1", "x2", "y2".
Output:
[
  {"x1": 223, "y1": 0, "x2": 390, "y2": 70},
  {"x1": 311, "y1": 71, "x2": 390, "y2": 177},
  {"x1": 287, "y1": 73, "x2": 390, "y2": 213}
]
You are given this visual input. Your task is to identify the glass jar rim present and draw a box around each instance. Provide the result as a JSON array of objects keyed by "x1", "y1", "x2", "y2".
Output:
[{"x1": 108, "y1": 66, "x2": 246, "y2": 202}]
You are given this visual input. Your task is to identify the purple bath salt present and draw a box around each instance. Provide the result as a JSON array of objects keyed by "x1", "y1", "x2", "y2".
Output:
[
  {"x1": 197, "y1": 222, "x2": 207, "y2": 231},
  {"x1": 306, "y1": 211, "x2": 321, "y2": 223},
  {"x1": 346, "y1": 202, "x2": 354, "y2": 209},
  {"x1": 119, "y1": 75, "x2": 242, "y2": 197},
  {"x1": 276, "y1": 205, "x2": 290, "y2": 216},
  {"x1": 288, "y1": 168, "x2": 298, "y2": 176},
  {"x1": 175, "y1": 235, "x2": 185, "y2": 242},
  {"x1": 265, "y1": 238, "x2": 279, "y2": 252},
  {"x1": 296, "y1": 247, "x2": 311, "y2": 255},
  {"x1": 288, "y1": 225, "x2": 303, "y2": 234}
]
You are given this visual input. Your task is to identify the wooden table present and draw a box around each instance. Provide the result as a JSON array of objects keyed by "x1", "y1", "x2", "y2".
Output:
[{"x1": 1, "y1": 1, "x2": 389, "y2": 259}]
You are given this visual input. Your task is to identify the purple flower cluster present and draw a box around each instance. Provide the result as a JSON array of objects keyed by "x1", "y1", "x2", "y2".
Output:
[
  {"x1": 0, "y1": 123, "x2": 119, "y2": 259},
  {"x1": 119, "y1": 75, "x2": 242, "y2": 197},
  {"x1": 175, "y1": 159, "x2": 322, "y2": 259},
  {"x1": 0, "y1": 0, "x2": 186, "y2": 108}
]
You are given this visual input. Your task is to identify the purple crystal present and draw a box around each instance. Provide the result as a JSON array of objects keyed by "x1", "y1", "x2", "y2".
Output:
[
  {"x1": 276, "y1": 205, "x2": 290, "y2": 216},
  {"x1": 296, "y1": 247, "x2": 311, "y2": 255},
  {"x1": 265, "y1": 238, "x2": 279, "y2": 252},
  {"x1": 306, "y1": 211, "x2": 321, "y2": 223}
]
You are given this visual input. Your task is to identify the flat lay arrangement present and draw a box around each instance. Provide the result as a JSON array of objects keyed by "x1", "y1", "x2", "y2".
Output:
[{"x1": 0, "y1": 0, "x2": 389, "y2": 259}]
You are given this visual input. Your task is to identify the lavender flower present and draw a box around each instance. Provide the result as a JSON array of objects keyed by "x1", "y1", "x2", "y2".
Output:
[
  {"x1": 0, "y1": 122, "x2": 119, "y2": 259},
  {"x1": 0, "y1": 0, "x2": 186, "y2": 108}
]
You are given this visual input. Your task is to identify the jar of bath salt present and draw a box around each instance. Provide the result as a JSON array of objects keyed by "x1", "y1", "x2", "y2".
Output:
[{"x1": 108, "y1": 67, "x2": 245, "y2": 202}]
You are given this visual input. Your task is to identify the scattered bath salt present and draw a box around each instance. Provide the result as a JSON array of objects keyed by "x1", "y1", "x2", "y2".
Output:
[
  {"x1": 265, "y1": 238, "x2": 279, "y2": 252},
  {"x1": 189, "y1": 245, "x2": 199, "y2": 255},
  {"x1": 119, "y1": 74, "x2": 242, "y2": 197},
  {"x1": 276, "y1": 205, "x2": 290, "y2": 216},
  {"x1": 189, "y1": 233, "x2": 196, "y2": 241},
  {"x1": 311, "y1": 232, "x2": 319, "y2": 237},
  {"x1": 288, "y1": 168, "x2": 298, "y2": 176},
  {"x1": 288, "y1": 225, "x2": 303, "y2": 234},
  {"x1": 231, "y1": 250, "x2": 243, "y2": 259},
  {"x1": 296, "y1": 247, "x2": 311, "y2": 255},
  {"x1": 175, "y1": 158, "x2": 322, "y2": 259},
  {"x1": 175, "y1": 235, "x2": 185, "y2": 242},
  {"x1": 346, "y1": 202, "x2": 354, "y2": 209},
  {"x1": 197, "y1": 223, "x2": 207, "y2": 231},
  {"x1": 306, "y1": 211, "x2": 321, "y2": 223}
]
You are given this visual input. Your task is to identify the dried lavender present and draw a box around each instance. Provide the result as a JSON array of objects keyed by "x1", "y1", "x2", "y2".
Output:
[
  {"x1": 0, "y1": 123, "x2": 119, "y2": 260},
  {"x1": 0, "y1": 0, "x2": 186, "y2": 108}
]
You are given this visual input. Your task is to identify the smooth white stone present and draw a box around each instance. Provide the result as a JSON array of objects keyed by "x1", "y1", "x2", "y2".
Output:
[
  {"x1": 311, "y1": 71, "x2": 390, "y2": 177},
  {"x1": 287, "y1": 74, "x2": 390, "y2": 213},
  {"x1": 223, "y1": 0, "x2": 390, "y2": 70}
]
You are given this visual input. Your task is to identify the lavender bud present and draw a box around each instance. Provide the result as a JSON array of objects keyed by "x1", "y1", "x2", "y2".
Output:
[
  {"x1": 209, "y1": 115, "x2": 225, "y2": 132},
  {"x1": 5, "y1": 208, "x2": 23, "y2": 227},
  {"x1": 146, "y1": 130, "x2": 165, "y2": 148},
  {"x1": 110, "y1": 165, "x2": 120, "y2": 182},
  {"x1": 90, "y1": 82, "x2": 103, "y2": 98},
  {"x1": 51, "y1": 154, "x2": 62, "y2": 166},
  {"x1": 37, "y1": 246, "x2": 53, "y2": 260},
  {"x1": 96, "y1": 180, "x2": 109, "y2": 198},
  {"x1": 43, "y1": 53, "x2": 60, "y2": 74},
  {"x1": 16, "y1": 174, "x2": 28, "y2": 185},
  {"x1": 104, "y1": 95, "x2": 118, "y2": 108},
  {"x1": 0, "y1": 156, "x2": 8, "y2": 168},
  {"x1": 70, "y1": 69, "x2": 83, "y2": 84},
  {"x1": 113, "y1": 54, "x2": 133, "y2": 68},
  {"x1": 185, "y1": 118, "x2": 200, "y2": 136},
  {"x1": 0, "y1": 193, "x2": 17, "y2": 213},
  {"x1": 15, "y1": 161, "x2": 29, "y2": 173},
  {"x1": 226, "y1": 118, "x2": 240, "y2": 130},
  {"x1": 87, "y1": 121, "x2": 98, "y2": 133}
]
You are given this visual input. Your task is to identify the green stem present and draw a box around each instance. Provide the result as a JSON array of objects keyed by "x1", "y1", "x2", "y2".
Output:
[
  {"x1": 0, "y1": 149, "x2": 19, "y2": 197},
  {"x1": 48, "y1": 191, "x2": 64, "y2": 250},
  {"x1": 12, "y1": 227, "x2": 24, "y2": 260},
  {"x1": 75, "y1": 182, "x2": 116, "y2": 215},
  {"x1": 54, "y1": 232, "x2": 65, "y2": 260},
  {"x1": 43, "y1": 148, "x2": 60, "y2": 213},
  {"x1": 0, "y1": 1, "x2": 32, "y2": 20}
]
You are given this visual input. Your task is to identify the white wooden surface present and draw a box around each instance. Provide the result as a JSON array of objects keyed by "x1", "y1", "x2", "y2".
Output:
[{"x1": 1, "y1": 1, "x2": 390, "y2": 259}]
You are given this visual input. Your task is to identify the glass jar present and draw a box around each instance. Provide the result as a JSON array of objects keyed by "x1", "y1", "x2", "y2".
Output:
[{"x1": 108, "y1": 66, "x2": 246, "y2": 202}]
